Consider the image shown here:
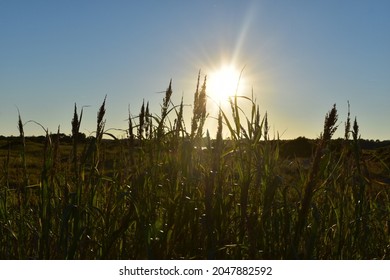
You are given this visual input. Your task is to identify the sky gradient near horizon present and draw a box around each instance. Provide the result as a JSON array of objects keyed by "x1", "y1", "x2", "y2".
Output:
[{"x1": 1, "y1": 0, "x2": 389, "y2": 139}]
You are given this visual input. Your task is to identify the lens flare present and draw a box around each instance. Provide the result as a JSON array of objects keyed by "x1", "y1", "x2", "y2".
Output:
[{"x1": 207, "y1": 64, "x2": 245, "y2": 104}]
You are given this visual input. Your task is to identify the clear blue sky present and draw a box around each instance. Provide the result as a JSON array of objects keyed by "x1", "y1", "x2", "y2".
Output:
[{"x1": 1, "y1": 0, "x2": 389, "y2": 139}]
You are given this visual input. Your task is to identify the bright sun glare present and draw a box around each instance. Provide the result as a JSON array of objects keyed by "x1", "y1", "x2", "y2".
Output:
[{"x1": 207, "y1": 65, "x2": 244, "y2": 104}]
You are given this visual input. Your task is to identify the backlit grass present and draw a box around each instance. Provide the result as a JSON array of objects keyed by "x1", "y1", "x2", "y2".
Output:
[{"x1": 0, "y1": 76, "x2": 389, "y2": 259}]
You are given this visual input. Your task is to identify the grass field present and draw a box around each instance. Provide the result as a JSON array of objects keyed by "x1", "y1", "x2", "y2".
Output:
[{"x1": 1, "y1": 78, "x2": 389, "y2": 259}]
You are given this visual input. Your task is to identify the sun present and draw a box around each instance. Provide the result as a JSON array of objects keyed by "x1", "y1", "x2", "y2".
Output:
[{"x1": 207, "y1": 64, "x2": 244, "y2": 104}]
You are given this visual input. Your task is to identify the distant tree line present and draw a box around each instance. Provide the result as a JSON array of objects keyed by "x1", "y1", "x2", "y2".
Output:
[
  {"x1": 0, "y1": 132, "x2": 87, "y2": 145},
  {"x1": 0, "y1": 134, "x2": 389, "y2": 157}
]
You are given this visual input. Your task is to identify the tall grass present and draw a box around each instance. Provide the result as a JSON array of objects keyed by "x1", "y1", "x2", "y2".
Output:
[{"x1": 0, "y1": 76, "x2": 389, "y2": 259}]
